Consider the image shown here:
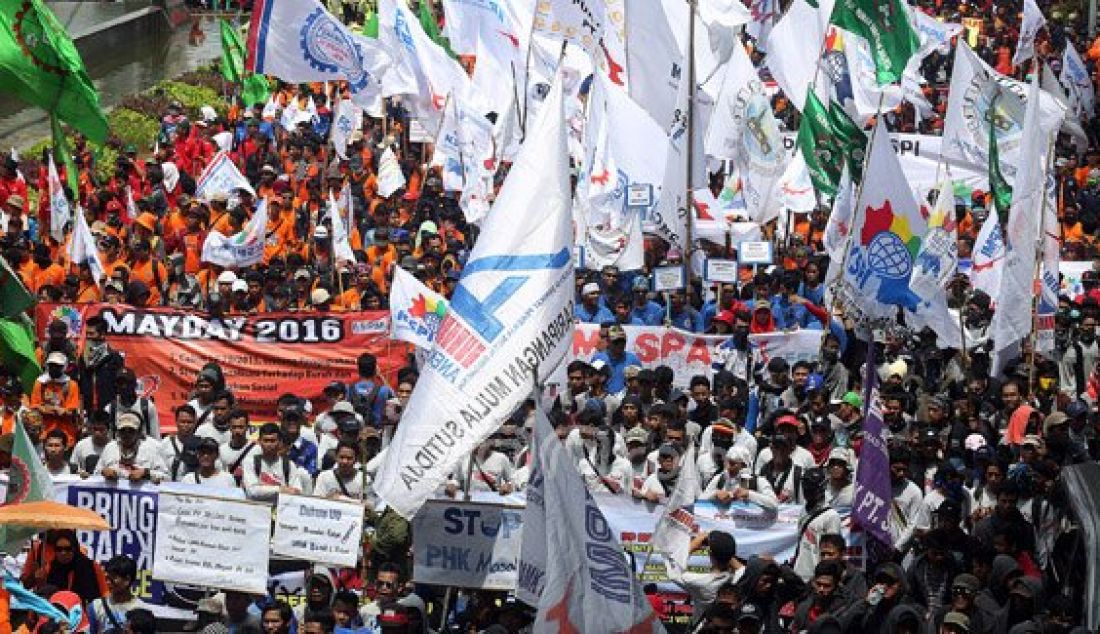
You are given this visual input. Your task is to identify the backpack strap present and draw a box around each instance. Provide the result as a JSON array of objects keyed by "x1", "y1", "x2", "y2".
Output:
[{"x1": 170, "y1": 437, "x2": 182, "y2": 480}]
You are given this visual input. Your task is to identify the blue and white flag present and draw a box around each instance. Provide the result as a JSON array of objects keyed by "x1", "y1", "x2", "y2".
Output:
[
  {"x1": 910, "y1": 181, "x2": 958, "y2": 301},
  {"x1": 68, "y1": 205, "x2": 105, "y2": 285},
  {"x1": 1012, "y1": 0, "x2": 1045, "y2": 67},
  {"x1": 970, "y1": 212, "x2": 1006, "y2": 301},
  {"x1": 518, "y1": 403, "x2": 664, "y2": 632},
  {"x1": 375, "y1": 72, "x2": 575, "y2": 519},
  {"x1": 201, "y1": 199, "x2": 268, "y2": 269},
  {"x1": 390, "y1": 266, "x2": 448, "y2": 350},
  {"x1": 196, "y1": 151, "x2": 256, "y2": 200},
  {"x1": 330, "y1": 99, "x2": 363, "y2": 161},
  {"x1": 1061, "y1": 42, "x2": 1095, "y2": 119},
  {"x1": 247, "y1": 0, "x2": 390, "y2": 105},
  {"x1": 46, "y1": 155, "x2": 70, "y2": 243}
]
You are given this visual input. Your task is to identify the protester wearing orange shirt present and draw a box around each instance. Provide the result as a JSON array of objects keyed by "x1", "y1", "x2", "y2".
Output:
[
  {"x1": 73, "y1": 265, "x2": 101, "y2": 303},
  {"x1": 29, "y1": 245, "x2": 65, "y2": 293},
  {"x1": 128, "y1": 239, "x2": 168, "y2": 306},
  {"x1": 29, "y1": 352, "x2": 81, "y2": 446},
  {"x1": 166, "y1": 206, "x2": 207, "y2": 274},
  {"x1": 264, "y1": 199, "x2": 298, "y2": 263},
  {"x1": 0, "y1": 382, "x2": 23, "y2": 436}
]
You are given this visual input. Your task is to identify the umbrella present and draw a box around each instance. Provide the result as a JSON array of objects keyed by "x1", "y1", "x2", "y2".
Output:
[{"x1": 0, "y1": 501, "x2": 110, "y2": 532}]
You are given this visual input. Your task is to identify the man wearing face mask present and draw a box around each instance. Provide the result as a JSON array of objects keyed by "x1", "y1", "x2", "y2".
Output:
[
  {"x1": 31, "y1": 352, "x2": 82, "y2": 446},
  {"x1": 75, "y1": 316, "x2": 123, "y2": 416},
  {"x1": 105, "y1": 368, "x2": 160, "y2": 439},
  {"x1": 577, "y1": 422, "x2": 633, "y2": 495},
  {"x1": 623, "y1": 427, "x2": 651, "y2": 490},
  {"x1": 1060, "y1": 313, "x2": 1098, "y2": 398},
  {"x1": 792, "y1": 468, "x2": 842, "y2": 582},
  {"x1": 701, "y1": 445, "x2": 778, "y2": 511},
  {"x1": 713, "y1": 310, "x2": 753, "y2": 380},
  {"x1": 819, "y1": 334, "x2": 849, "y2": 401},
  {"x1": 635, "y1": 443, "x2": 681, "y2": 502}
]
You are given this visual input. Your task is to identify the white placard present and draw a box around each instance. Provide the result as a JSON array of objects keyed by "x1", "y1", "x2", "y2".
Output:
[
  {"x1": 409, "y1": 119, "x2": 432, "y2": 143},
  {"x1": 652, "y1": 265, "x2": 685, "y2": 292},
  {"x1": 627, "y1": 184, "x2": 653, "y2": 209},
  {"x1": 704, "y1": 259, "x2": 739, "y2": 283},
  {"x1": 738, "y1": 241, "x2": 773, "y2": 265},
  {"x1": 272, "y1": 494, "x2": 364, "y2": 568},
  {"x1": 413, "y1": 499, "x2": 524, "y2": 590},
  {"x1": 152, "y1": 492, "x2": 271, "y2": 594}
]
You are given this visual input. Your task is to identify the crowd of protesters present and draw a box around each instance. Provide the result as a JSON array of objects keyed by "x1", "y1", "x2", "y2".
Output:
[{"x1": 3, "y1": 0, "x2": 1100, "y2": 632}]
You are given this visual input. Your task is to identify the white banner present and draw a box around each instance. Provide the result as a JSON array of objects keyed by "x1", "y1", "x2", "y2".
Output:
[
  {"x1": 748, "y1": 329, "x2": 824, "y2": 367},
  {"x1": 330, "y1": 99, "x2": 362, "y2": 161},
  {"x1": 201, "y1": 199, "x2": 268, "y2": 268},
  {"x1": 272, "y1": 494, "x2": 363, "y2": 568},
  {"x1": 573, "y1": 324, "x2": 728, "y2": 388},
  {"x1": 152, "y1": 491, "x2": 271, "y2": 594},
  {"x1": 47, "y1": 155, "x2": 71, "y2": 243},
  {"x1": 195, "y1": 151, "x2": 256, "y2": 200},
  {"x1": 376, "y1": 147, "x2": 407, "y2": 199},
  {"x1": 412, "y1": 499, "x2": 524, "y2": 590},
  {"x1": 390, "y1": 266, "x2": 448, "y2": 349}
]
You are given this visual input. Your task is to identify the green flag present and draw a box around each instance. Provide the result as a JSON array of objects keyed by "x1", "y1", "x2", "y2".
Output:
[
  {"x1": 364, "y1": 10, "x2": 379, "y2": 38},
  {"x1": 796, "y1": 91, "x2": 843, "y2": 197},
  {"x1": 219, "y1": 19, "x2": 270, "y2": 108},
  {"x1": 989, "y1": 117, "x2": 1013, "y2": 225},
  {"x1": 830, "y1": 0, "x2": 919, "y2": 85},
  {"x1": 50, "y1": 114, "x2": 79, "y2": 197},
  {"x1": 0, "y1": 418, "x2": 56, "y2": 553},
  {"x1": 418, "y1": 0, "x2": 457, "y2": 59},
  {"x1": 828, "y1": 102, "x2": 868, "y2": 180},
  {"x1": 0, "y1": 315, "x2": 39, "y2": 395},
  {"x1": 0, "y1": 255, "x2": 33, "y2": 319},
  {"x1": 0, "y1": 0, "x2": 107, "y2": 143}
]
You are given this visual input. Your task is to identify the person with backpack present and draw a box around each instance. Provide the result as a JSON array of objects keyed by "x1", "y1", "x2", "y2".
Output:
[
  {"x1": 186, "y1": 437, "x2": 237, "y2": 487},
  {"x1": 791, "y1": 468, "x2": 843, "y2": 582},
  {"x1": 30, "y1": 352, "x2": 82, "y2": 447},
  {"x1": 159, "y1": 404, "x2": 199, "y2": 482},
  {"x1": 94, "y1": 412, "x2": 166, "y2": 483},
  {"x1": 700, "y1": 445, "x2": 779, "y2": 512},
  {"x1": 106, "y1": 368, "x2": 160, "y2": 439},
  {"x1": 220, "y1": 408, "x2": 258, "y2": 486},
  {"x1": 88, "y1": 555, "x2": 149, "y2": 634},
  {"x1": 348, "y1": 353, "x2": 393, "y2": 429},
  {"x1": 242, "y1": 423, "x2": 310, "y2": 502}
]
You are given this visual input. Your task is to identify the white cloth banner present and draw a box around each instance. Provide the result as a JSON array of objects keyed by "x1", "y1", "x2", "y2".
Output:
[
  {"x1": 748, "y1": 330, "x2": 825, "y2": 367},
  {"x1": 330, "y1": 99, "x2": 362, "y2": 161},
  {"x1": 390, "y1": 266, "x2": 448, "y2": 349},
  {"x1": 328, "y1": 192, "x2": 356, "y2": 264},
  {"x1": 47, "y1": 156, "x2": 70, "y2": 243},
  {"x1": 970, "y1": 212, "x2": 1006, "y2": 302},
  {"x1": 519, "y1": 405, "x2": 661, "y2": 632},
  {"x1": 152, "y1": 491, "x2": 271, "y2": 594},
  {"x1": 247, "y1": 0, "x2": 389, "y2": 104},
  {"x1": 1012, "y1": 0, "x2": 1046, "y2": 67},
  {"x1": 272, "y1": 494, "x2": 363, "y2": 568},
  {"x1": 376, "y1": 147, "x2": 407, "y2": 198},
  {"x1": 412, "y1": 499, "x2": 524, "y2": 590},
  {"x1": 201, "y1": 199, "x2": 268, "y2": 268},
  {"x1": 68, "y1": 205, "x2": 105, "y2": 285},
  {"x1": 375, "y1": 74, "x2": 575, "y2": 519},
  {"x1": 651, "y1": 444, "x2": 701, "y2": 576},
  {"x1": 532, "y1": 0, "x2": 608, "y2": 59},
  {"x1": 196, "y1": 151, "x2": 256, "y2": 200},
  {"x1": 765, "y1": 0, "x2": 834, "y2": 111}
]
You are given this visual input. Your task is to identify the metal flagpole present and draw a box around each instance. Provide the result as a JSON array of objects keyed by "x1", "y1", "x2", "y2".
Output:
[{"x1": 685, "y1": 0, "x2": 697, "y2": 279}]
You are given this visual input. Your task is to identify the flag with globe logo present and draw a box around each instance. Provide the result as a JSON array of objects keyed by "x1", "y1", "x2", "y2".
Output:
[
  {"x1": 840, "y1": 119, "x2": 926, "y2": 322},
  {"x1": 389, "y1": 266, "x2": 448, "y2": 349}
]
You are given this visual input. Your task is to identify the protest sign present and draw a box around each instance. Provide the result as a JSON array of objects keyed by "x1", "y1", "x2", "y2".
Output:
[
  {"x1": 413, "y1": 499, "x2": 524, "y2": 590},
  {"x1": 153, "y1": 491, "x2": 271, "y2": 594},
  {"x1": 749, "y1": 330, "x2": 825, "y2": 367},
  {"x1": 573, "y1": 324, "x2": 728, "y2": 387},
  {"x1": 35, "y1": 303, "x2": 407, "y2": 432},
  {"x1": 272, "y1": 494, "x2": 364, "y2": 568}
]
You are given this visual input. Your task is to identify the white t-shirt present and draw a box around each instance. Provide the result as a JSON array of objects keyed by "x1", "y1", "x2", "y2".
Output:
[{"x1": 71, "y1": 436, "x2": 107, "y2": 473}]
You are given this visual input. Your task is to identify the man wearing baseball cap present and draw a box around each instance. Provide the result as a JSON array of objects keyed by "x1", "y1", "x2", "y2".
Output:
[
  {"x1": 590, "y1": 324, "x2": 640, "y2": 393},
  {"x1": 30, "y1": 351, "x2": 82, "y2": 446},
  {"x1": 94, "y1": 412, "x2": 166, "y2": 483}
]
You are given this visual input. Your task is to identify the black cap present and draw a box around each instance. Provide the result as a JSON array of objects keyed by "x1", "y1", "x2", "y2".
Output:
[{"x1": 197, "y1": 437, "x2": 219, "y2": 452}]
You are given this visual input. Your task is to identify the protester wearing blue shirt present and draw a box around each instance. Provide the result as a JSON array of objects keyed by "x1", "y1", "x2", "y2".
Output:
[
  {"x1": 629, "y1": 276, "x2": 665, "y2": 326},
  {"x1": 576, "y1": 282, "x2": 615, "y2": 324},
  {"x1": 668, "y1": 289, "x2": 704, "y2": 332},
  {"x1": 590, "y1": 325, "x2": 642, "y2": 393}
]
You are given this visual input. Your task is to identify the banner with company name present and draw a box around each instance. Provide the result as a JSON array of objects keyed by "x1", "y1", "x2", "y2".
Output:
[{"x1": 35, "y1": 304, "x2": 408, "y2": 432}]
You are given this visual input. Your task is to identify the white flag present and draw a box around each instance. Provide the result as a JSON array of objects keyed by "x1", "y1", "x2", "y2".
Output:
[
  {"x1": 823, "y1": 166, "x2": 854, "y2": 305},
  {"x1": 374, "y1": 72, "x2": 575, "y2": 519},
  {"x1": 68, "y1": 206, "x2": 104, "y2": 285},
  {"x1": 47, "y1": 155, "x2": 70, "y2": 243},
  {"x1": 765, "y1": 0, "x2": 834, "y2": 111},
  {"x1": 517, "y1": 404, "x2": 664, "y2": 632},
  {"x1": 1012, "y1": 0, "x2": 1045, "y2": 67},
  {"x1": 532, "y1": 0, "x2": 608, "y2": 59},
  {"x1": 390, "y1": 266, "x2": 448, "y2": 349},
  {"x1": 706, "y1": 42, "x2": 788, "y2": 223},
  {"x1": 910, "y1": 182, "x2": 959, "y2": 301},
  {"x1": 625, "y1": 0, "x2": 684, "y2": 131},
  {"x1": 328, "y1": 192, "x2": 355, "y2": 264},
  {"x1": 1061, "y1": 43, "x2": 1095, "y2": 119},
  {"x1": 970, "y1": 212, "x2": 1006, "y2": 302},
  {"x1": 989, "y1": 74, "x2": 1063, "y2": 354},
  {"x1": 124, "y1": 186, "x2": 139, "y2": 223},
  {"x1": 247, "y1": 0, "x2": 390, "y2": 104},
  {"x1": 442, "y1": 0, "x2": 532, "y2": 59},
  {"x1": 377, "y1": 147, "x2": 407, "y2": 199},
  {"x1": 651, "y1": 443, "x2": 701, "y2": 576},
  {"x1": 201, "y1": 199, "x2": 269, "y2": 268},
  {"x1": 196, "y1": 151, "x2": 256, "y2": 200},
  {"x1": 330, "y1": 99, "x2": 363, "y2": 161}
]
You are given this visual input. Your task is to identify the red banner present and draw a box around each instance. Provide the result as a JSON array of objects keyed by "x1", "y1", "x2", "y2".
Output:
[{"x1": 35, "y1": 304, "x2": 408, "y2": 432}]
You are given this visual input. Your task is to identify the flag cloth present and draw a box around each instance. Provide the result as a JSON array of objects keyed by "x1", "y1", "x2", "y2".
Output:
[
  {"x1": 839, "y1": 119, "x2": 925, "y2": 320},
  {"x1": 795, "y1": 91, "x2": 842, "y2": 197},
  {"x1": 374, "y1": 73, "x2": 574, "y2": 520},
  {"x1": 651, "y1": 444, "x2": 702, "y2": 577},
  {"x1": 68, "y1": 206, "x2": 104, "y2": 285},
  {"x1": 533, "y1": 0, "x2": 608, "y2": 60},
  {"x1": 1012, "y1": 0, "x2": 1045, "y2": 67},
  {"x1": 1061, "y1": 43, "x2": 1095, "y2": 120},
  {"x1": 0, "y1": 0, "x2": 107, "y2": 143},
  {"x1": 765, "y1": 0, "x2": 834, "y2": 111},
  {"x1": 624, "y1": 0, "x2": 684, "y2": 131},
  {"x1": 827, "y1": 100, "x2": 868, "y2": 180},
  {"x1": 0, "y1": 255, "x2": 33, "y2": 320},
  {"x1": 823, "y1": 167, "x2": 854, "y2": 305},
  {"x1": 219, "y1": 19, "x2": 270, "y2": 108},
  {"x1": 417, "y1": 0, "x2": 456, "y2": 59},
  {"x1": 910, "y1": 181, "x2": 959, "y2": 301},
  {"x1": 853, "y1": 352, "x2": 893, "y2": 546},
  {"x1": 330, "y1": 99, "x2": 363, "y2": 161},
  {"x1": 0, "y1": 419, "x2": 56, "y2": 551},
  {"x1": 124, "y1": 186, "x2": 139, "y2": 223},
  {"x1": 829, "y1": 0, "x2": 919, "y2": 85},
  {"x1": 390, "y1": 266, "x2": 448, "y2": 350},
  {"x1": 988, "y1": 111, "x2": 1013, "y2": 226},
  {"x1": 517, "y1": 404, "x2": 663, "y2": 632},
  {"x1": 707, "y1": 42, "x2": 788, "y2": 223},
  {"x1": 0, "y1": 315, "x2": 38, "y2": 394},
  {"x1": 989, "y1": 73, "x2": 1064, "y2": 355},
  {"x1": 46, "y1": 154, "x2": 70, "y2": 245},
  {"x1": 246, "y1": 0, "x2": 389, "y2": 105},
  {"x1": 970, "y1": 212, "x2": 1006, "y2": 302},
  {"x1": 328, "y1": 192, "x2": 356, "y2": 265},
  {"x1": 201, "y1": 199, "x2": 268, "y2": 268},
  {"x1": 196, "y1": 151, "x2": 257, "y2": 201},
  {"x1": 50, "y1": 115, "x2": 78, "y2": 201},
  {"x1": 376, "y1": 147, "x2": 406, "y2": 198},
  {"x1": 1037, "y1": 181, "x2": 1059, "y2": 353}
]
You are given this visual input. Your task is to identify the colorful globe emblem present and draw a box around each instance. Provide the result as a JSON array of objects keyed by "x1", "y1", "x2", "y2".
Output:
[{"x1": 49, "y1": 305, "x2": 83, "y2": 338}]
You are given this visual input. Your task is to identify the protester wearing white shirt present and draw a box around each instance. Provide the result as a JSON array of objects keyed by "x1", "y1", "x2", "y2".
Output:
[
  {"x1": 241, "y1": 423, "x2": 311, "y2": 502},
  {"x1": 314, "y1": 440, "x2": 372, "y2": 506},
  {"x1": 159, "y1": 404, "x2": 201, "y2": 482},
  {"x1": 701, "y1": 445, "x2": 779, "y2": 512},
  {"x1": 94, "y1": 412, "x2": 167, "y2": 482},
  {"x1": 72, "y1": 412, "x2": 111, "y2": 475},
  {"x1": 180, "y1": 437, "x2": 237, "y2": 488},
  {"x1": 219, "y1": 410, "x2": 258, "y2": 485}
]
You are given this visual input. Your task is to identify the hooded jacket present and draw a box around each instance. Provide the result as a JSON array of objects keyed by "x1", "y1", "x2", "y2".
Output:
[{"x1": 836, "y1": 562, "x2": 917, "y2": 634}]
